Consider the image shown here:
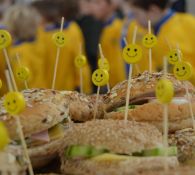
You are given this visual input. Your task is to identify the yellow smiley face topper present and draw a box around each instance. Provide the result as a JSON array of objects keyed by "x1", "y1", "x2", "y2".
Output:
[
  {"x1": 98, "y1": 58, "x2": 110, "y2": 71},
  {"x1": 74, "y1": 55, "x2": 87, "y2": 68},
  {"x1": 167, "y1": 49, "x2": 182, "y2": 65},
  {"x1": 122, "y1": 44, "x2": 142, "y2": 64},
  {"x1": 4, "y1": 92, "x2": 26, "y2": 115},
  {"x1": 16, "y1": 66, "x2": 30, "y2": 81},
  {"x1": 0, "y1": 122, "x2": 10, "y2": 150},
  {"x1": 173, "y1": 61, "x2": 192, "y2": 81},
  {"x1": 156, "y1": 79, "x2": 174, "y2": 104},
  {"x1": 52, "y1": 32, "x2": 66, "y2": 47},
  {"x1": 142, "y1": 33, "x2": 157, "y2": 48},
  {"x1": 0, "y1": 30, "x2": 12, "y2": 49},
  {"x1": 92, "y1": 69, "x2": 109, "y2": 86}
]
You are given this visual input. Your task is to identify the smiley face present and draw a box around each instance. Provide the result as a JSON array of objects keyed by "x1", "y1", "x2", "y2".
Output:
[
  {"x1": 156, "y1": 79, "x2": 174, "y2": 104},
  {"x1": 4, "y1": 92, "x2": 26, "y2": 115},
  {"x1": 74, "y1": 55, "x2": 87, "y2": 68},
  {"x1": 0, "y1": 122, "x2": 10, "y2": 150},
  {"x1": 52, "y1": 32, "x2": 66, "y2": 47},
  {"x1": 173, "y1": 61, "x2": 192, "y2": 81},
  {"x1": 98, "y1": 58, "x2": 110, "y2": 71},
  {"x1": 167, "y1": 50, "x2": 182, "y2": 65},
  {"x1": 0, "y1": 30, "x2": 12, "y2": 49},
  {"x1": 16, "y1": 67, "x2": 30, "y2": 81},
  {"x1": 122, "y1": 44, "x2": 142, "y2": 64},
  {"x1": 142, "y1": 33, "x2": 157, "y2": 48},
  {"x1": 92, "y1": 69, "x2": 109, "y2": 86}
]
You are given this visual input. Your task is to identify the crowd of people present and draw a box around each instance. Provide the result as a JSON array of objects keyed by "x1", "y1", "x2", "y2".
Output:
[{"x1": 0, "y1": 0, "x2": 194, "y2": 95}]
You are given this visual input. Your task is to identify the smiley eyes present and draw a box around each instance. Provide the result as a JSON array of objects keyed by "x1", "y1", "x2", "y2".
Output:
[
  {"x1": 1, "y1": 35, "x2": 4, "y2": 38},
  {"x1": 95, "y1": 73, "x2": 103, "y2": 77},
  {"x1": 176, "y1": 67, "x2": 185, "y2": 71},
  {"x1": 127, "y1": 48, "x2": 137, "y2": 52},
  {"x1": 57, "y1": 36, "x2": 64, "y2": 40},
  {"x1": 145, "y1": 37, "x2": 153, "y2": 40},
  {"x1": 7, "y1": 100, "x2": 16, "y2": 105}
]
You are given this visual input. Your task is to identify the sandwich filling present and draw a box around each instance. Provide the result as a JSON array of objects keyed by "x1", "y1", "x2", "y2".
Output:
[{"x1": 64, "y1": 145, "x2": 177, "y2": 161}]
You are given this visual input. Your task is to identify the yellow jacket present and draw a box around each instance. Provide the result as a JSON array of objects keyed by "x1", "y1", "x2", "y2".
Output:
[
  {"x1": 0, "y1": 52, "x2": 7, "y2": 96},
  {"x1": 100, "y1": 16, "x2": 126, "y2": 87},
  {"x1": 38, "y1": 22, "x2": 92, "y2": 93},
  {"x1": 8, "y1": 37, "x2": 47, "y2": 91},
  {"x1": 125, "y1": 11, "x2": 195, "y2": 84}
]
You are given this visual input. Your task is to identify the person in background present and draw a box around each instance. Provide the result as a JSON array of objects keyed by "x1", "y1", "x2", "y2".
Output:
[
  {"x1": 32, "y1": 0, "x2": 92, "y2": 93},
  {"x1": 77, "y1": 0, "x2": 103, "y2": 92},
  {"x1": 90, "y1": 0, "x2": 126, "y2": 88},
  {"x1": 125, "y1": 0, "x2": 195, "y2": 84},
  {"x1": 3, "y1": 5, "x2": 47, "y2": 91}
]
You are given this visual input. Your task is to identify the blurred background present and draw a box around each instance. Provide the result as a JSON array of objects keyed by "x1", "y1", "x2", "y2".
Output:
[{"x1": 0, "y1": 0, "x2": 195, "y2": 95}]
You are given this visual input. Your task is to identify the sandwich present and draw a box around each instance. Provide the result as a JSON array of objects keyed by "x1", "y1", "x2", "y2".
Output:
[
  {"x1": 103, "y1": 71, "x2": 195, "y2": 132},
  {"x1": 60, "y1": 119, "x2": 178, "y2": 175},
  {"x1": 0, "y1": 88, "x2": 70, "y2": 168},
  {"x1": 0, "y1": 145, "x2": 27, "y2": 175}
]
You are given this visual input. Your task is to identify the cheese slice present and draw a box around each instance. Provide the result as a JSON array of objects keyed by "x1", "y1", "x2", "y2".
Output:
[{"x1": 92, "y1": 153, "x2": 130, "y2": 161}]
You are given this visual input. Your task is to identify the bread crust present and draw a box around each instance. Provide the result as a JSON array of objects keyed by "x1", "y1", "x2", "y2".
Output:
[
  {"x1": 103, "y1": 71, "x2": 195, "y2": 112},
  {"x1": 61, "y1": 156, "x2": 178, "y2": 175},
  {"x1": 60, "y1": 120, "x2": 163, "y2": 156},
  {"x1": 105, "y1": 101, "x2": 195, "y2": 132}
]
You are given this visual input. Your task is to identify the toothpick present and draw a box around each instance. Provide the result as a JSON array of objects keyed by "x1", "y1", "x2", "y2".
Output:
[
  {"x1": 124, "y1": 27, "x2": 137, "y2": 122},
  {"x1": 164, "y1": 37, "x2": 172, "y2": 50},
  {"x1": 52, "y1": 17, "x2": 64, "y2": 89},
  {"x1": 148, "y1": 20, "x2": 152, "y2": 73},
  {"x1": 176, "y1": 44, "x2": 182, "y2": 62},
  {"x1": 93, "y1": 86, "x2": 100, "y2": 119},
  {"x1": 98, "y1": 44, "x2": 110, "y2": 92},
  {"x1": 5, "y1": 70, "x2": 13, "y2": 92},
  {"x1": 3, "y1": 49, "x2": 18, "y2": 91},
  {"x1": 163, "y1": 57, "x2": 169, "y2": 171},
  {"x1": 79, "y1": 68, "x2": 83, "y2": 94},
  {"x1": 16, "y1": 54, "x2": 28, "y2": 89},
  {"x1": 132, "y1": 26, "x2": 137, "y2": 44},
  {"x1": 124, "y1": 65, "x2": 133, "y2": 122},
  {"x1": 5, "y1": 69, "x2": 34, "y2": 175}
]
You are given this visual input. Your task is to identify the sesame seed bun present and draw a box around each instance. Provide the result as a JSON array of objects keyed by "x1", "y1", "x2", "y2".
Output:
[
  {"x1": 103, "y1": 71, "x2": 195, "y2": 112},
  {"x1": 0, "y1": 89, "x2": 69, "y2": 140},
  {"x1": 105, "y1": 100, "x2": 195, "y2": 132},
  {"x1": 60, "y1": 120, "x2": 163, "y2": 155}
]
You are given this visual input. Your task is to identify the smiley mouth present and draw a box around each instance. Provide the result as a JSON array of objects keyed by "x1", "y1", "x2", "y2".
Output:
[
  {"x1": 170, "y1": 57, "x2": 178, "y2": 62},
  {"x1": 177, "y1": 71, "x2": 187, "y2": 77},
  {"x1": 126, "y1": 53, "x2": 137, "y2": 58},
  {"x1": 145, "y1": 41, "x2": 154, "y2": 45},
  {"x1": 8, "y1": 106, "x2": 18, "y2": 112},
  {"x1": 95, "y1": 79, "x2": 103, "y2": 82},
  {"x1": 56, "y1": 40, "x2": 64, "y2": 45}
]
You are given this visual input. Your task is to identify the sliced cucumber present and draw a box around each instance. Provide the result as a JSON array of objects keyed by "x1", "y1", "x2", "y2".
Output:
[
  {"x1": 143, "y1": 146, "x2": 177, "y2": 157},
  {"x1": 65, "y1": 145, "x2": 108, "y2": 159}
]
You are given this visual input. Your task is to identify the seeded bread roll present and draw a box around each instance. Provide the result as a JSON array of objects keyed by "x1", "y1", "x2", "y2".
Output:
[
  {"x1": 61, "y1": 156, "x2": 178, "y2": 175},
  {"x1": 105, "y1": 100, "x2": 195, "y2": 132},
  {"x1": 60, "y1": 120, "x2": 178, "y2": 175},
  {"x1": 103, "y1": 71, "x2": 195, "y2": 112},
  {"x1": 169, "y1": 128, "x2": 195, "y2": 164},
  {"x1": 61, "y1": 91, "x2": 104, "y2": 122},
  {"x1": 0, "y1": 89, "x2": 69, "y2": 140}
]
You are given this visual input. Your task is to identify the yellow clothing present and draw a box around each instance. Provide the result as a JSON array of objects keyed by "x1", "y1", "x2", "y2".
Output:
[
  {"x1": 8, "y1": 37, "x2": 47, "y2": 90},
  {"x1": 126, "y1": 11, "x2": 195, "y2": 84},
  {"x1": 0, "y1": 52, "x2": 7, "y2": 96},
  {"x1": 100, "y1": 17, "x2": 126, "y2": 87},
  {"x1": 38, "y1": 22, "x2": 92, "y2": 93},
  {"x1": 153, "y1": 12, "x2": 195, "y2": 84}
]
